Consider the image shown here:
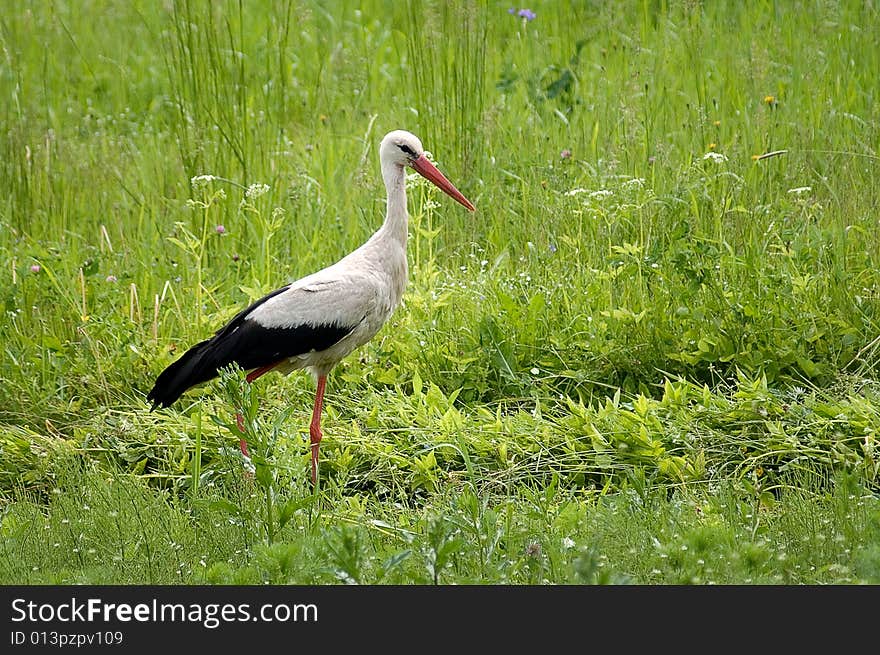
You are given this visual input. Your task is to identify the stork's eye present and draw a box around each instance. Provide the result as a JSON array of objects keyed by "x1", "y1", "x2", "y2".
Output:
[{"x1": 398, "y1": 144, "x2": 416, "y2": 156}]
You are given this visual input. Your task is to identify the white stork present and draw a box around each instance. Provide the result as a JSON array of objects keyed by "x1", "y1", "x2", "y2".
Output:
[{"x1": 147, "y1": 130, "x2": 475, "y2": 484}]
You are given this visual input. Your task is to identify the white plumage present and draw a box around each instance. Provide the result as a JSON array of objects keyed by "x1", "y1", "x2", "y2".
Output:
[{"x1": 148, "y1": 129, "x2": 475, "y2": 484}]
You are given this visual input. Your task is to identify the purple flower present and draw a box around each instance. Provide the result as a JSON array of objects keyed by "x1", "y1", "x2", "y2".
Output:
[
  {"x1": 560, "y1": 149, "x2": 572, "y2": 160},
  {"x1": 518, "y1": 8, "x2": 536, "y2": 21},
  {"x1": 215, "y1": 224, "x2": 226, "y2": 234},
  {"x1": 106, "y1": 274, "x2": 118, "y2": 283},
  {"x1": 30, "y1": 264, "x2": 41, "y2": 273},
  {"x1": 508, "y1": 7, "x2": 516, "y2": 13}
]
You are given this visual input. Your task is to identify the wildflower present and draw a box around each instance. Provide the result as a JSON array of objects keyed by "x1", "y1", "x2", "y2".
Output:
[
  {"x1": 713, "y1": 120, "x2": 721, "y2": 127},
  {"x1": 30, "y1": 264, "x2": 41, "y2": 273},
  {"x1": 751, "y1": 154, "x2": 761, "y2": 161},
  {"x1": 191, "y1": 174, "x2": 216, "y2": 188},
  {"x1": 508, "y1": 7, "x2": 515, "y2": 13},
  {"x1": 764, "y1": 95, "x2": 776, "y2": 105},
  {"x1": 232, "y1": 253, "x2": 240, "y2": 262},
  {"x1": 105, "y1": 274, "x2": 118, "y2": 283},
  {"x1": 517, "y1": 8, "x2": 536, "y2": 20},
  {"x1": 215, "y1": 224, "x2": 226, "y2": 234},
  {"x1": 245, "y1": 183, "x2": 270, "y2": 200},
  {"x1": 589, "y1": 189, "x2": 613, "y2": 199},
  {"x1": 560, "y1": 148, "x2": 572, "y2": 160},
  {"x1": 562, "y1": 537, "x2": 576, "y2": 550},
  {"x1": 702, "y1": 152, "x2": 728, "y2": 164},
  {"x1": 787, "y1": 186, "x2": 812, "y2": 195},
  {"x1": 708, "y1": 142, "x2": 717, "y2": 150},
  {"x1": 548, "y1": 243, "x2": 557, "y2": 253}
]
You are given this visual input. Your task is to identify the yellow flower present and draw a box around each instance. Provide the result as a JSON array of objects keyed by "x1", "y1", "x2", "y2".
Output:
[
  {"x1": 713, "y1": 120, "x2": 721, "y2": 127},
  {"x1": 764, "y1": 95, "x2": 776, "y2": 104},
  {"x1": 708, "y1": 142, "x2": 717, "y2": 150},
  {"x1": 751, "y1": 154, "x2": 761, "y2": 161}
]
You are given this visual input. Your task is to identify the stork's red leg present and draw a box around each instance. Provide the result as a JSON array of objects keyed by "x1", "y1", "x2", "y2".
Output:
[
  {"x1": 246, "y1": 363, "x2": 278, "y2": 383},
  {"x1": 236, "y1": 362, "x2": 280, "y2": 460},
  {"x1": 235, "y1": 412, "x2": 249, "y2": 458},
  {"x1": 309, "y1": 375, "x2": 327, "y2": 485}
]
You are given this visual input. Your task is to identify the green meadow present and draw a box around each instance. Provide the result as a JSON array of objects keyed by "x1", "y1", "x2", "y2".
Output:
[{"x1": 1, "y1": 0, "x2": 879, "y2": 584}]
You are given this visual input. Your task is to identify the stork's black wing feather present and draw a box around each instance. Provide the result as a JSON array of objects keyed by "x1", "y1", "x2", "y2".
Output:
[{"x1": 146, "y1": 285, "x2": 354, "y2": 409}]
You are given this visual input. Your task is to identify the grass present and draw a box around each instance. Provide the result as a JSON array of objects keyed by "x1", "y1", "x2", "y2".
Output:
[
  {"x1": 1, "y1": 0, "x2": 879, "y2": 584},
  {"x1": 4, "y1": 457, "x2": 878, "y2": 584}
]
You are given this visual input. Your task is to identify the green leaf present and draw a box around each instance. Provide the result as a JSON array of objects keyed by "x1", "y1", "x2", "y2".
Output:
[
  {"x1": 208, "y1": 499, "x2": 242, "y2": 517},
  {"x1": 381, "y1": 549, "x2": 412, "y2": 576},
  {"x1": 278, "y1": 496, "x2": 315, "y2": 529},
  {"x1": 255, "y1": 462, "x2": 274, "y2": 488}
]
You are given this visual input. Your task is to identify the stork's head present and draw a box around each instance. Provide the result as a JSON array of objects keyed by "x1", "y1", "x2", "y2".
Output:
[
  {"x1": 379, "y1": 130, "x2": 475, "y2": 212},
  {"x1": 380, "y1": 130, "x2": 425, "y2": 168}
]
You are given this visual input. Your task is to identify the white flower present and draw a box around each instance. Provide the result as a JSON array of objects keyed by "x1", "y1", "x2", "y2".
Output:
[
  {"x1": 623, "y1": 177, "x2": 645, "y2": 188},
  {"x1": 564, "y1": 188, "x2": 589, "y2": 196},
  {"x1": 589, "y1": 189, "x2": 613, "y2": 199},
  {"x1": 191, "y1": 174, "x2": 217, "y2": 188},
  {"x1": 246, "y1": 183, "x2": 270, "y2": 199},
  {"x1": 787, "y1": 186, "x2": 812, "y2": 195},
  {"x1": 702, "y1": 152, "x2": 728, "y2": 164},
  {"x1": 562, "y1": 537, "x2": 576, "y2": 550}
]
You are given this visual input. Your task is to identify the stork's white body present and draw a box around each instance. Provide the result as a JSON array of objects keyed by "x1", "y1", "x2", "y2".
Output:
[{"x1": 147, "y1": 129, "x2": 474, "y2": 484}]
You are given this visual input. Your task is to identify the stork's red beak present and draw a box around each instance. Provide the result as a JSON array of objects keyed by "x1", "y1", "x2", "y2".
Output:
[{"x1": 410, "y1": 155, "x2": 476, "y2": 212}]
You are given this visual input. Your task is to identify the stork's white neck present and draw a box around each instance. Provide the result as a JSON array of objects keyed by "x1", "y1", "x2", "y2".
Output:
[{"x1": 380, "y1": 160, "x2": 408, "y2": 247}]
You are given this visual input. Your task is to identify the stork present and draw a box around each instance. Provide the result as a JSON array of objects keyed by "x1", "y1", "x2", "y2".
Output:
[{"x1": 147, "y1": 130, "x2": 475, "y2": 484}]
